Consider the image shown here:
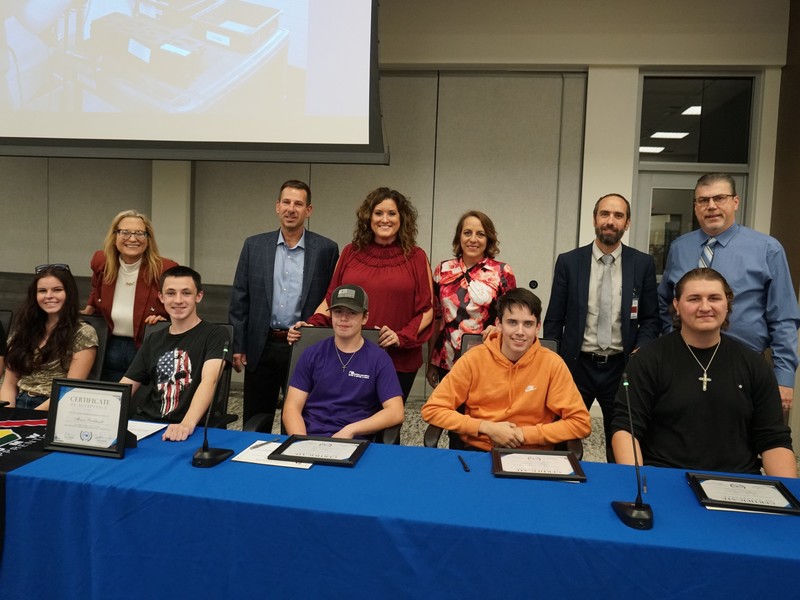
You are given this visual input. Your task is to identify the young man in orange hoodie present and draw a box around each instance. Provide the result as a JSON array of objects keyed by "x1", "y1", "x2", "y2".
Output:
[{"x1": 422, "y1": 288, "x2": 591, "y2": 451}]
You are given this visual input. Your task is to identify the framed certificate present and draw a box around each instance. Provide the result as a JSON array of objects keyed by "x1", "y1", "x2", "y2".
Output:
[
  {"x1": 44, "y1": 379, "x2": 131, "y2": 459},
  {"x1": 491, "y1": 449, "x2": 586, "y2": 482},
  {"x1": 268, "y1": 435, "x2": 369, "y2": 467},
  {"x1": 686, "y1": 472, "x2": 800, "y2": 516}
]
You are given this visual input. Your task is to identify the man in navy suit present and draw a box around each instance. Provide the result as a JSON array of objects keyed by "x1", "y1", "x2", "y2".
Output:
[
  {"x1": 229, "y1": 180, "x2": 339, "y2": 428},
  {"x1": 543, "y1": 193, "x2": 659, "y2": 461}
]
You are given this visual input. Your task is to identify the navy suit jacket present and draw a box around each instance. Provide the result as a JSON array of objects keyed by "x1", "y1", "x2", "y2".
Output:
[
  {"x1": 228, "y1": 229, "x2": 339, "y2": 366},
  {"x1": 543, "y1": 243, "x2": 660, "y2": 368}
]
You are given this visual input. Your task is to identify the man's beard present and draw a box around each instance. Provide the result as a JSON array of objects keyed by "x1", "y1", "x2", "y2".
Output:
[{"x1": 596, "y1": 226, "x2": 624, "y2": 245}]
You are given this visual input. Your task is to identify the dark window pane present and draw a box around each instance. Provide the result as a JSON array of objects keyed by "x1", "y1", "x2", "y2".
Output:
[{"x1": 640, "y1": 77, "x2": 752, "y2": 164}]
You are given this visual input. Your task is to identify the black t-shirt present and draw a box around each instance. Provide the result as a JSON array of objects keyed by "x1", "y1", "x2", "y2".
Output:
[
  {"x1": 125, "y1": 321, "x2": 228, "y2": 423},
  {"x1": 612, "y1": 332, "x2": 791, "y2": 474}
]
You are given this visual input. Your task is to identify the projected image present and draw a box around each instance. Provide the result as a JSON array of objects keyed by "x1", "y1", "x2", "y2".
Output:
[{"x1": 0, "y1": 0, "x2": 372, "y2": 146}]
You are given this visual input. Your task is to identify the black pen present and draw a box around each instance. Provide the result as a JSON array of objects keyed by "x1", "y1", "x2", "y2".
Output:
[
  {"x1": 251, "y1": 438, "x2": 281, "y2": 450},
  {"x1": 457, "y1": 454, "x2": 470, "y2": 472}
]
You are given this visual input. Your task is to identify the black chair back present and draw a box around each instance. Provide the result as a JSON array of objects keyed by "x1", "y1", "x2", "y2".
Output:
[
  {"x1": 0, "y1": 309, "x2": 12, "y2": 343},
  {"x1": 456, "y1": 333, "x2": 483, "y2": 359},
  {"x1": 80, "y1": 314, "x2": 110, "y2": 381},
  {"x1": 539, "y1": 337, "x2": 559, "y2": 352}
]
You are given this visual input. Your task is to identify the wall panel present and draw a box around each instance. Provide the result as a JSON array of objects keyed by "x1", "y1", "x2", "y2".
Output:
[
  {"x1": 193, "y1": 162, "x2": 310, "y2": 284},
  {"x1": 310, "y1": 73, "x2": 438, "y2": 254},
  {"x1": 0, "y1": 157, "x2": 49, "y2": 272},
  {"x1": 47, "y1": 159, "x2": 152, "y2": 276},
  {"x1": 431, "y1": 73, "x2": 585, "y2": 308},
  {"x1": 0, "y1": 157, "x2": 151, "y2": 276}
]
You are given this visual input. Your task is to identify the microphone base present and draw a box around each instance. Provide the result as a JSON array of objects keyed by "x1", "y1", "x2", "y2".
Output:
[
  {"x1": 611, "y1": 500, "x2": 654, "y2": 530},
  {"x1": 192, "y1": 447, "x2": 234, "y2": 468}
]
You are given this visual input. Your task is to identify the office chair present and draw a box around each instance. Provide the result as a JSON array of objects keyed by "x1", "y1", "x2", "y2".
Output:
[
  {"x1": 0, "y1": 309, "x2": 12, "y2": 341},
  {"x1": 80, "y1": 314, "x2": 109, "y2": 381},
  {"x1": 138, "y1": 321, "x2": 237, "y2": 429},
  {"x1": 0, "y1": 309, "x2": 9, "y2": 407},
  {"x1": 244, "y1": 326, "x2": 400, "y2": 444},
  {"x1": 423, "y1": 336, "x2": 582, "y2": 459},
  {"x1": 456, "y1": 333, "x2": 483, "y2": 359}
]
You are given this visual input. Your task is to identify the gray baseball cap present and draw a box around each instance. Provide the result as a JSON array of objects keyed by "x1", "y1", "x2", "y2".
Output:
[{"x1": 329, "y1": 284, "x2": 369, "y2": 313}]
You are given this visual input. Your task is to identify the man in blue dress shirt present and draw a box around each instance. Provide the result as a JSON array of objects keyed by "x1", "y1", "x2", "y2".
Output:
[
  {"x1": 229, "y1": 180, "x2": 339, "y2": 428},
  {"x1": 658, "y1": 173, "x2": 800, "y2": 412}
]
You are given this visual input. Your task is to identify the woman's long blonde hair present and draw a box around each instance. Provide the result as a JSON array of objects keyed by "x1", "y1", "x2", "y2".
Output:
[{"x1": 102, "y1": 210, "x2": 164, "y2": 286}]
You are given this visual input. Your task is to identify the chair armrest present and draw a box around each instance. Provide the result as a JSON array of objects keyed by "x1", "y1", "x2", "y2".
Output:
[
  {"x1": 559, "y1": 439, "x2": 583, "y2": 461},
  {"x1": 242, "y1": 412, "x2": 275, "y2": 433},
  {"x1": 568, "y1": 439, "x2": 584, "y2": 461},
  {"x1": 209, "y1": 413, "x2": 239, "y2": 430},
  {"x1": 423, "y1": 424, "x2": 444, "y2": 448},
  {"x1": 379, "y1": 424, "x2": 401, "y2": 445}
]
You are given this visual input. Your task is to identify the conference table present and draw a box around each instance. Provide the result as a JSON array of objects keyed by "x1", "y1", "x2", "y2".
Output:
[{"x1": 1, "y1": 427, "x2": 799, "y2": 598}]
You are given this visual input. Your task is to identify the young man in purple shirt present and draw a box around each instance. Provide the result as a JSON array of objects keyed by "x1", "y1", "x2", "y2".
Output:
[{"x1": 282, "y1": 285, "x2": 404, "y2": 439}]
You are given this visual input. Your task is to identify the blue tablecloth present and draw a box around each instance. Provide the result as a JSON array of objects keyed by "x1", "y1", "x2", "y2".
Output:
[{"x1": 2, "y1": 428, "x2": 798, "y2": 598}]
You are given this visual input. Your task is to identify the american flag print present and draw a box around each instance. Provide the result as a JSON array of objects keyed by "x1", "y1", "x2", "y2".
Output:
[{"x1": 156, "y1": 349, "x2": 193, "y2": 417}]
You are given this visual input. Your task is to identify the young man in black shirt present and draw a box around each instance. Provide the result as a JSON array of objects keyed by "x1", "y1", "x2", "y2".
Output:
[{"x1": 122, "y1": 266, "x2": 228, "y2": 442}]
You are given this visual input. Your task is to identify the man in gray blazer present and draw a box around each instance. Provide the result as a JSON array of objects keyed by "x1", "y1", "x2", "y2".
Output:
[
  {"x1": 543, "y1": 193, "x2": 659, "y2": 460},
  {"x1": 229, "y1": 180, "x2": 339, "y2": 428}
]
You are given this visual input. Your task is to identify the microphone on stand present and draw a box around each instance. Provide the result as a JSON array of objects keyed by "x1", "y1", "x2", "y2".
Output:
[
  {"x1": 192, "y1": 341, "x2": 233, "y2": 468},
  {"x1": 611, "y1": 372, "x2": 654, "y2": 530}
]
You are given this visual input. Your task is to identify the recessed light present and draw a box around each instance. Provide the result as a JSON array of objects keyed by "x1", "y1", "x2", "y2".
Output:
[
  {"x1": 639, "y1": 146, "x2": 665, "y2": 153},
  {"x1": 682, "y1": 105, "x2": 702, "y2": 115},
  {"x1": 651, "y1": 132, "x2": 689, "y2": 139}
]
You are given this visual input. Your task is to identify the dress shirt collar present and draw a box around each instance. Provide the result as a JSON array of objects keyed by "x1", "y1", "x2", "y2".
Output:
[
  {"x1": 700, "y1": 222, "x2": 738, "y2": 248},
  {"x1": 277, "y1": 229, "x2": 306, "y2": 250},
  {"x1": 592, "y1": 241, "x2": 622, "y2": 262}
]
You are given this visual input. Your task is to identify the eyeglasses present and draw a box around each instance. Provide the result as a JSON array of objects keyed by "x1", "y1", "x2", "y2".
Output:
[
  {"x1": 116, "y1": 229, "x2": 149, "y2": 240},
  {"x1": 35, "y1": 263, "x2": 71, "y2": 274},
  {"x1": 694, "y1": 194, "x2": 734, "y2": 207}
]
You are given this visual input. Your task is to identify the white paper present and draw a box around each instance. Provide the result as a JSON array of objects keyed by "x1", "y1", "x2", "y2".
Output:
[
  {"x1": 233, "y1": 441, "x2": 311, "y2": 469},
  {"x1": 700, "y1": 479, "x2": 791, "y2": 509},
  {"x1": 281, "y1": 439, "x2": 358, "y2": 461},
  {"x1": 500, "y1": 452, "x2": 575, "y2": 475},
  {"x1": 127, "y1": 420, "x2": 168, "y2": 441}
]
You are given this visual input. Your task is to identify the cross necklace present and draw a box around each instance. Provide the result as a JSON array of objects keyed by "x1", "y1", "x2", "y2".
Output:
[{"x1": 684, "y1": 339, "x2": 721, "y2": 392}]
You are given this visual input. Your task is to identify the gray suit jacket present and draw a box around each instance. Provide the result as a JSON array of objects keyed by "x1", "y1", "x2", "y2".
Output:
[{"x1": 228, "y1": 229, "x2": 339, "y2": 366}]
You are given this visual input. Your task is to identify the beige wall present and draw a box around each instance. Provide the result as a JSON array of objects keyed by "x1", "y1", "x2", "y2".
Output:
[
  {"x1": 378, "y1": 0, "x2": 789, "y2": 68},
  {"x1": 0, "y1": 158, "x2": 152, "y2": 275},
  {"x1": 1, "y1": 0, "x2": 792, "y2": 285},
  {"x1": 194, "y1": 72, "x2": 586, "y2": 299}
]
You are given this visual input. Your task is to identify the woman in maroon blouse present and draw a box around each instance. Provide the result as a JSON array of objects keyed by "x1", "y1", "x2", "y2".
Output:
[{"x1": 300, "y1": 187, "x2": 433, "y2": 402}]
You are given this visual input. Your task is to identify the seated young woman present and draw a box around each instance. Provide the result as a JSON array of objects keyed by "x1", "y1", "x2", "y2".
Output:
[{"x1": 0, "y1": 264, "x2": 98, "y2": 411}]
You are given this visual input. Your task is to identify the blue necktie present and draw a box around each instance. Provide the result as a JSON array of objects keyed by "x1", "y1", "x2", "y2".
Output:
[{"x1": 699, "y1": 237, "x2": 717, "y2": 268}]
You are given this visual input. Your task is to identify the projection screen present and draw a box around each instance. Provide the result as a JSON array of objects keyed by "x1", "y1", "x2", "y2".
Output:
[{"x1": 0, "y1": 0, "x2": 386, "y2": 163}]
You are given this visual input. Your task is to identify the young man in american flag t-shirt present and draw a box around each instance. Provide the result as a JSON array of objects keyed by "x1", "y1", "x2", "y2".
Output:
[{"x1": 122, "y1": 266, "x2": 228, "y2": 442}]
